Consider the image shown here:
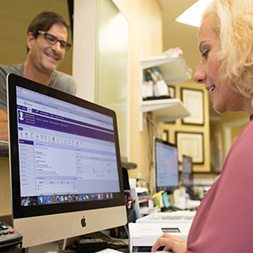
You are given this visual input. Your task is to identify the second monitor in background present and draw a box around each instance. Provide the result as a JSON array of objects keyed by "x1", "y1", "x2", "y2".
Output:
[
  {"x1": 182, "y1": 155, "x2": 193, "y2": 187},
  {"x1": 154, "y1": 138, "x2": 179, "y2": 194},
  {"x1": 182, "y1": 155, "x2": 197, "y2": 200}
]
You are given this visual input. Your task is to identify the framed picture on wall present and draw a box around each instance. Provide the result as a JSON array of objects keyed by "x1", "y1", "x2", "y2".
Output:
[
  {"x1": 181, "y1": 88, "x2": 204, "y2": 125},
  {"x1": 175, "y1": 131, "x2": 204, "y2": 164}
]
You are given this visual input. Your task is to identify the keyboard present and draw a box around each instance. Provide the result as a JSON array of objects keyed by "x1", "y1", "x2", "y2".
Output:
[
  {"x1": 96, "y1": 247, "x2": 164, "y2": 253},
  {"x1": 132, "y1": 245, "x2": 166, "y2": 252}
]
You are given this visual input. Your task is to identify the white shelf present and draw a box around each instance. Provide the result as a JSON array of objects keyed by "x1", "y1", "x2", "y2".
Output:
[
  {"x1": 140, "y1": 54, "x2": 192, "y2": 84},
  {"x1": 140, "y1": 99, "x2": 190, "y2": 129},
  {"x1": 139, "y1": 53, "x2": 192, "y2": 131},
  {"x1": 140, "y1": 54, "x2": 178, "y2": 69}
]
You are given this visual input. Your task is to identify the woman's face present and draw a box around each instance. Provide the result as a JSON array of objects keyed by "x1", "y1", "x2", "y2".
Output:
[{"x1": 194, "y1": 13, "x2": 245, "y2": 114}]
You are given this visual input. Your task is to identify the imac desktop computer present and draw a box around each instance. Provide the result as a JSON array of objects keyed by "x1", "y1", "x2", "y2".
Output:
[
  {"x1": 7, "y1": 73, "x2": 127, "y2": 248},
  {"x1": 154, "y1": 138, "x2": 179, "y2": 193}
]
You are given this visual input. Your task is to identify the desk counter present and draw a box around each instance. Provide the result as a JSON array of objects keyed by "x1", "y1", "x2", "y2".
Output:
[{"x1": 0, "y1": 141, "x2": 11, "y2": 216}]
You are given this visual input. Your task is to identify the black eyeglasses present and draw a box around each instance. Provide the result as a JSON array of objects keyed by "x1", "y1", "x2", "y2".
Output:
[{"x1": 37, "y1": 31, "x2": 71, "y2": 50}]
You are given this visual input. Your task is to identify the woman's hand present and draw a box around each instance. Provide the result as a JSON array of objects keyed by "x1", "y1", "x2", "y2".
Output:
[{"x1": 151, "y1": 233, "x2": 187, "y2": 253}]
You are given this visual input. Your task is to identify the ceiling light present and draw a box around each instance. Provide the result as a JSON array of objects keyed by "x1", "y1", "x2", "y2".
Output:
[{"x1": 175, "y1": 0, "x2": 213, "y2": 27}]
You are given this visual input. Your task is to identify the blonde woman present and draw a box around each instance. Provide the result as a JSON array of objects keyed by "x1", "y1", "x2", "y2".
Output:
[{"x1": 152, "y1": 0, "x2": 253, "y2": 252}]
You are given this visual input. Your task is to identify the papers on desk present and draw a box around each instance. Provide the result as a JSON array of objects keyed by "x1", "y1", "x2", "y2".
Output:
[
  {"x1": 136, "y1": 210, "x2": 196, "y2": 224},
  {"x1": 173, "y1": 199, "x2": 201, "y2": 210},
  {"x1": 139, "y1": 206, "x2": 157, "y2": 217}
]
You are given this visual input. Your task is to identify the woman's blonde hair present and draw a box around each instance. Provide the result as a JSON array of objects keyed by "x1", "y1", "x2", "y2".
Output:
[{"x1": 202, "y1": 0, "x2": 253, "y2": 97}]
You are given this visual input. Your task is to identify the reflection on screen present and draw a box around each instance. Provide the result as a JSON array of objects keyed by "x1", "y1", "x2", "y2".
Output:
[
  {"x1": 16, "y1": 86, "x2": 120, "y2": 207},
  {"x1": 182, "y1": 155, "x2": 193, "y2": 186},
  {"x1": 155, "y1": 139, "x2": 179, "y2": 191}
]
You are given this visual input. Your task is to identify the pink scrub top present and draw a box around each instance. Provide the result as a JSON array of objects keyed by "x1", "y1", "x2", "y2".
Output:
[{"x1": 187, "y1": 120, "x2": 253, "y2": 253}]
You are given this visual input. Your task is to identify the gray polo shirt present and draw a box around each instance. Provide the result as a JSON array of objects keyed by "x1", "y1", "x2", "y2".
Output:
[{"x1": 0, "y1": 64, "x2": 77, "y2": 110}]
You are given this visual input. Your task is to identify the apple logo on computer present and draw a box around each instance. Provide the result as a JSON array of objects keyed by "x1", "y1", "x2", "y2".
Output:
[{"x1": 81, "y1": 216, "x2": 86, "y2": 227}]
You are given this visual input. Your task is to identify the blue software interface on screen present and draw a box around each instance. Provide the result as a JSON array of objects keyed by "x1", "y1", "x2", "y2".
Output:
[
  {"x1": 156, "y1": 142, "x2": 178, "y2": 188},
  {"x1": 16, "y1": 86, "x2": 120, "y2": 206}
]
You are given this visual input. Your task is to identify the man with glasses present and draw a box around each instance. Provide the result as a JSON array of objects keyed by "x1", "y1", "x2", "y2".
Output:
[{"x1": 0, "y1": 11, "x2": 76, "y2": 141}]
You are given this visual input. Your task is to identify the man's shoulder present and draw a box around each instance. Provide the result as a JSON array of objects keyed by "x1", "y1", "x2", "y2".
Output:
[
  {"x1": 54, "y1": 70, "x2": 74, "y2": 81},
  {"x1": 53, "y1": 70, "x2": 77, "y2": 95},
  {"x1": 0, "y1": 64, "x2": 23, "y2": 76}
]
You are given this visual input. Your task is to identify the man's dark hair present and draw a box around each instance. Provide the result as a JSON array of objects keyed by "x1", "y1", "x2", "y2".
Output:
[{"x1": 27, "y1": 11, "x2": 69, "y2": 38}]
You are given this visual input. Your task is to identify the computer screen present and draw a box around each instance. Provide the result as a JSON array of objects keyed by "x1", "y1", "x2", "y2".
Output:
[
  {"x1": 7, "y1": 73, "x2": 127, "y2": 248},
  {"x1": 182, "y1": 155, "x2": 193, "y2": 186},
  {"x1": 154, "y1": 138, "x2": 179, "y2": 192}
]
